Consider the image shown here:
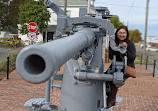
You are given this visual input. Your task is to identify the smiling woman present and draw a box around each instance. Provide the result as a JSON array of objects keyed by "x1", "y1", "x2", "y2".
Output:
[
  {"x1": 106, "y1": 25, "x2": 136, "y2": 108},
  {"x1": 117, "y1": 29, "x2": 128, "y2": 41}
]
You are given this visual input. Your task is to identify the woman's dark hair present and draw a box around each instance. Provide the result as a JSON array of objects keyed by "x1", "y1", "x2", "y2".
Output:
[{"x1": 115, "y1": 25, "x2": 129, "y2": 44}]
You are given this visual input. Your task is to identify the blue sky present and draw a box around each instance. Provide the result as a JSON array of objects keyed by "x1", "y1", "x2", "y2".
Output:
[{"x1": 94, "y1": 0, "x2": 158, "y2": 40}]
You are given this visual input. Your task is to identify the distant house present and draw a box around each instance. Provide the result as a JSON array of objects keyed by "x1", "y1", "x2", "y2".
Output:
[
  {"x1": 18, "y1": 0, "x2": 95, "y2": 45},
  {"x1": 0, "y1": 28, "x2": 18, "y2": 39},
  {"x1": 0, "y1": 31, "x2": 11, "y2": 38},
  {"x1": 147, "y1": 36, "x2": 158, "y2": 48},
  {"x1": 147, "y1": 36, "x2": 158, "y2": 44}
]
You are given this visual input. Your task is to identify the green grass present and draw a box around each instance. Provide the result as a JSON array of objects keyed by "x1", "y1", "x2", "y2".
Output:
[
  {"x1": 0, "y1": 52, "x2": 18, "y2": 80},
  {"x1": 134, "y1": 54, "x2": 153, "y2": 65},
  {"x1": 0, "y1": 38, "x2": 11, "y2": 48}
]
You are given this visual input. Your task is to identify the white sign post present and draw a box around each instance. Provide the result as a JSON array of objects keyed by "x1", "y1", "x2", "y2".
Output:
[
  {"x1": 27, "y1": 32, "x2": 36, "y2": 41},
  {"x1": 27, "y1": 22, "x2": 38, "y2": 41}
]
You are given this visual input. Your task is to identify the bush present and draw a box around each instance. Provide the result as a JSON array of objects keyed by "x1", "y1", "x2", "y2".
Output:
[{"x1": 0, "y1": 38, "x2": 24, "y2": 48}]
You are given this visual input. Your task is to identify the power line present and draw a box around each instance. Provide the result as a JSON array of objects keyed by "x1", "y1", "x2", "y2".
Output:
[
  {"x1": 1, "y1": 2, "x2": 158, "y2": 9},
  {"x1": 125, "y1": 0, "x2": 137, "y2": 19},
  {"x1": 95, "y1": 1, "x2": 158, "y2": 9},
  {"x1": 95, "y1": 2, "x2": 143, "y2": 8}
]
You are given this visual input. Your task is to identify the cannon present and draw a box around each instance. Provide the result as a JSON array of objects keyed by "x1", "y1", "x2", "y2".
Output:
[
  {"x1": 16, "y1": 28, "x2": 95, "y2": 84},
  {"x1": 16, "y1": 0, "x2": 127, "y2": 111}
]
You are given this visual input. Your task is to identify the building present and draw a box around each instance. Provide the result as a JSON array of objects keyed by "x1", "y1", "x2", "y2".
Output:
[
  {"x1": 147, "y1": 36, "x2": 158, "y2": 44},
  {"x1": 18, "y1": 0, "x2": 95, "y2": 45},
  {"x1": 0, "y1": 0, "x2": 18, "y2": 39},
  {"x1": 0, "y1": 28, "x2": 18, "y2": 39},
  {"x1": 147, "y1": 36, "x2": 158, "y2": 48},
  {"x1": 0, "y1": 31, "x2": 11, "y2": 38}
]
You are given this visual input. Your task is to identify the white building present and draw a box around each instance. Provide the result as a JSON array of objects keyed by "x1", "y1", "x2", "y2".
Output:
[
  {"x1": 0, "y1": 31, "x2": 11, "y2": 38},
  {"x1": 18, "y1": 0, "x2": 95, "y2": 44},
  {"x1": 147, "y1": 36, "x2": 158, "y2": 44}
]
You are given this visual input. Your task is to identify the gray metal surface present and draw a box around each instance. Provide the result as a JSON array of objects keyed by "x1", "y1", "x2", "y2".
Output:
[
  {"x1": 44, "y1": 0, "x2": 65, "y2": 16},
  {"x1": 16, "y1": 29, "x2": 95, "y2": 84},
  {"x1": 79, "y1": 8, "x2": 87, "y2": 17},
  {"x1": 24, "y1": 98, "x2": 45, "y2": 111},
  {"x1": 74, "y1": 72, "x2": 114, "y2": 81},
  {"x1": 16, "y1": 0, "x2": 128, "y2": 110},
  {"x1": 61, "y1": 62, "x2": 103, "y2": 111},
  {"x1": 44, "y1": 0, "x2": 126, "y2": 54}
]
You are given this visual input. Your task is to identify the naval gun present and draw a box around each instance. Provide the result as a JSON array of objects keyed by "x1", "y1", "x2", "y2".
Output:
[{"x1": 16, "y1": 0, "x2": 127, "y2": 111}]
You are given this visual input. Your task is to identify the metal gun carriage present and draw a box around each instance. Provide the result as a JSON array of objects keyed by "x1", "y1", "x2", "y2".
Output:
[{"x1": 16, "y1": 0, "x2": 127, "y2": 111}]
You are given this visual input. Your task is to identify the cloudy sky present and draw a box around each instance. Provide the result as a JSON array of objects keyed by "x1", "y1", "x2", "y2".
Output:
[{"x1": 94, "y1": 0, "x2": 158, "y2": 40}]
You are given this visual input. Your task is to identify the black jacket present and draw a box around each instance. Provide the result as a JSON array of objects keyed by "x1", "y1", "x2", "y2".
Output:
[{"x1": 109, "y1": 40, "x2": 136, "y2": 68}]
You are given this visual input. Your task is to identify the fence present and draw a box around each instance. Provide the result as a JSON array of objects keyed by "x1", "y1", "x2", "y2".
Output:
[
  {"x1": 0, "y1": 56, "x2": 10, "y2": 79},
  {"x1": 0, "y1": 53, "x2": 17, "y2": 80},
  {"x1": 138, "y1": 53, "x2": 158, "y2": 77},
  {"x1": 1, "y1": 53, "x2": 157, "y2": 80}
]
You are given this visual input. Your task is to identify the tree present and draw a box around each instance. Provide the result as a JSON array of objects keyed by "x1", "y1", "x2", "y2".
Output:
[
  {"x1": 0, "y1": 0, "x2": 10, "y2": 29},
  {"x1": 108, "y1": 17, "x2": 124, "y2": 29},
  {"x1": 129, "y1": 29, "x2": 142, "y2": 43},
  {"x1": 19, "y1": 0, "x2": 51, "y2": 34},
  {"x1": 0, "y1": 0, "x2": 26, "y2": 31}
]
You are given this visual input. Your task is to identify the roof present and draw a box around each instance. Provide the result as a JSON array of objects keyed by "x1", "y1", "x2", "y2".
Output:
[
  {"x1": 44, "y1": 25, "x2": 56, "y2": 32},
  {"x1": 53, "y1": 0, "x2": 88, "y2": 6}
]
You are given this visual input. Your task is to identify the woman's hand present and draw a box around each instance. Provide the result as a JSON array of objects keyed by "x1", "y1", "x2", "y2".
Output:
[{"x1": 122, "y1": 42, "x2": 128, "y2": 49}]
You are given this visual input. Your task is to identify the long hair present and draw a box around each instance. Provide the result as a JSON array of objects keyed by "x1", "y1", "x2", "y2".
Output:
[{"x1": 115, "y1": 25, "x2": 129, "y2": 44}]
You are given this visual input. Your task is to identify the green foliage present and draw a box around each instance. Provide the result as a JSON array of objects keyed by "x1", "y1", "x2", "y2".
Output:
[
  {"x1": 108, "y1": 17, "x2": 124, "y2": 29},
  {"x1": 0, "y1": 53, "x2": 18, "y2": 72},
  {"x1": 0, "y1": 0, "x2": 26, "y2": 30},
  {"x1": 108, "y1": 17, "x2": 142, "y2": 43},
  {"x1": 135, "y1": 55, "x2": 153, "y2": 65},
  {"x1": 129, "y1": 29, "x2": 142, "y2": 43},
  {"x1": 0, "y1": 52, "x2": 18, "y2": 80},
  {"x1": 19, "y1": 0, "x2": 51, "y2": 34},
  {"x1": 0, "y1": 38, "x2": 24, "y2": 48}
]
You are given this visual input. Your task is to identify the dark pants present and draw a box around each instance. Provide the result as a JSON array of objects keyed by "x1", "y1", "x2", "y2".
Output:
[
  {"x1": 106, "y1": 81, "x2": 118, "y2": 108},
  {"x1": 105, "y1": 63, "x2": 129, "y2": 108}
]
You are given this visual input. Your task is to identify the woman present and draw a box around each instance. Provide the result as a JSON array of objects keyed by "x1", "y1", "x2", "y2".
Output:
[{"x1": 107, "y1": 25, "x2": 136, "y2": 108}]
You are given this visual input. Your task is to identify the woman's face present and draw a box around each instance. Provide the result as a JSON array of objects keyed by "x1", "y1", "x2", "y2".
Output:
[{"x1": 117, "y1": 28, "x2": 127, "y2": 41}]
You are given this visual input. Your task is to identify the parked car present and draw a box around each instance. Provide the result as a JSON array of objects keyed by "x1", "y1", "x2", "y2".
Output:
[
  {"x1": 146, "y1": 47, "x2": 158, "y2": 52},
  {"x1": 140, "y1": 44, "x2": 151, "y2": 49}
]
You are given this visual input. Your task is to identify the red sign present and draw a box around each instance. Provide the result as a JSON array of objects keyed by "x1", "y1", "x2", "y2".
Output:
[
  {"x1": 27, "y1": 32, "x2": 36, "y2": 40},
  {"x1": 27, "y1": 22, "x2": 38, "y2": 32}
]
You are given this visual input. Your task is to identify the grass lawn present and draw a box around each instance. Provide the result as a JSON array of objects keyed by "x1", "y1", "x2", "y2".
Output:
[
  {"x1": 0, "y1": 53, "x2": 18, "y2": 80},
  {"x1": 135, "y1": 54, "x2": 154, "y2": 65}
]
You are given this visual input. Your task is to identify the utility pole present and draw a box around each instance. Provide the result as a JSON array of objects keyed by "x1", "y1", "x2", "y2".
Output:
[
  {"x1": 88, "y1": 0, "x2": 91, "y2": 14},
  {"x1": 143, "y1": 0, "x2": 150, "y2": 59},
  {"x1": 0, "y1": 21, "x2": 1, "y2": 35},
  {"x1": 64, "y1": 0, "x2": 67, "y2": 13}
]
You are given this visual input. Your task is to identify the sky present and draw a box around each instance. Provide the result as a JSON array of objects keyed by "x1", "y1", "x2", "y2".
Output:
[{"x1": 94, "y1": 0, "x2": 158, "y2": 40}]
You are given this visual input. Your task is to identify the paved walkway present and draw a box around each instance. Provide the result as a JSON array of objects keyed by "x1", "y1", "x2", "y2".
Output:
[
  {"x1": 0, "y1": 65, "x2": 158, "y2": 111},
  {"x1": 115, "y1": 65, "x2": 158, "y2": 111},
  {"x1": 146, "y1": 64, "x2": 158, "y2": 77}
]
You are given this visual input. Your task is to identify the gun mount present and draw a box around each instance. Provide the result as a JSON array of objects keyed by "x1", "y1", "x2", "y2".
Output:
[
  {"x1": 16, "y1": 0, "x2": 127, "y2": 111},
  {"x1": 16, "y1": 29, "x2": 95, "y2": 84}
]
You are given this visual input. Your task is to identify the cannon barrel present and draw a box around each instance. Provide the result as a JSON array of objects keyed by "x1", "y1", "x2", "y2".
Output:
[{"x1": 16, "y1": 29, "x2": 95, "y2": 84}]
